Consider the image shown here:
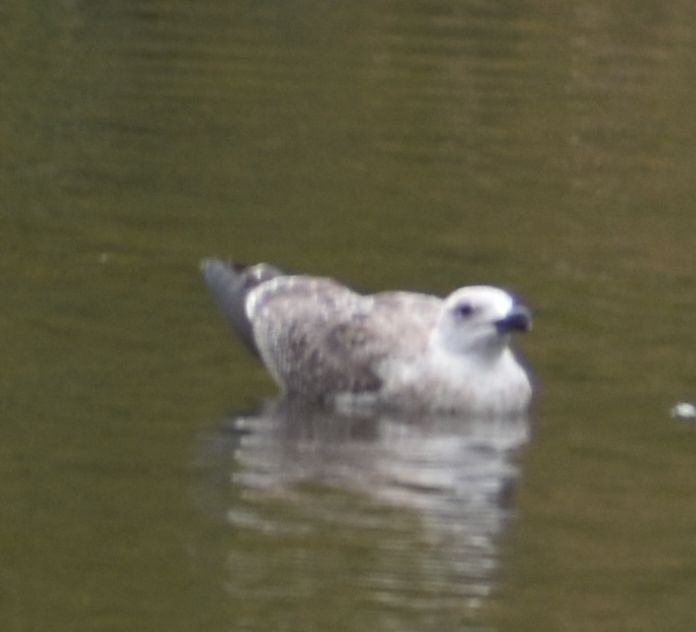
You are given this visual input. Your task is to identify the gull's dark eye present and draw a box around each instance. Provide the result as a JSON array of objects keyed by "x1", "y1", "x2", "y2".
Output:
[{"x1": 454, "y1": 302, "x2": 474, "y2": 319}]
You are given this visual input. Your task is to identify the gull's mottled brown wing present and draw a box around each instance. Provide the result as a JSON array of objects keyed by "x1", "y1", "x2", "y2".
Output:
[{"x1": 248, "y1": 279, "x2": 442, "y2": 399}]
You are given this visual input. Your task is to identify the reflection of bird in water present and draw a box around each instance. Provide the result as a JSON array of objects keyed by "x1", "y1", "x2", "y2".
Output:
[
  {"x1": 193, "y1": 399, "x2": 531, "y2": 613},
  {"x1": 200, "y1": 258, "x2": 533, "y2": 415}
]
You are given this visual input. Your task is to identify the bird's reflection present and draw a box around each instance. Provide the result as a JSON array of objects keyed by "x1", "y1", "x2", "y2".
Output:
[{"x1": 194, "y1": 398, "x2": 531, "y2": 613}]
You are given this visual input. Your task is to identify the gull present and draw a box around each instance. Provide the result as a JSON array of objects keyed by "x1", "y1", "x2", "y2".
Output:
[{"x1": 200, "y1": 258, "x2": 533, "y2": 415}]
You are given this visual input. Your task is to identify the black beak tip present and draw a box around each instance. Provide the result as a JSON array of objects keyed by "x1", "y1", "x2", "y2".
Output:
[{"x1": 495, "y1": 306, "x2": 532, "y2": 333}]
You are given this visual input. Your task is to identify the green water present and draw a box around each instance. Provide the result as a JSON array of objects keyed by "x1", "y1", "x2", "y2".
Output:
[{"x1": 3, "y1": 1, "x2": 696, "y2": 630}]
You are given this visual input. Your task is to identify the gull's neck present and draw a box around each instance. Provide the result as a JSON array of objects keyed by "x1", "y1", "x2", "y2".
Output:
[{"x1": 429, "y1": 331, "x2": 510, "y2": 369}]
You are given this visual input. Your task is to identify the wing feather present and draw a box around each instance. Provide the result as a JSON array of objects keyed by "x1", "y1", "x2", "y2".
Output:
[{"x1": 248, "y1": 279, "x2": 442, "y2": 399}]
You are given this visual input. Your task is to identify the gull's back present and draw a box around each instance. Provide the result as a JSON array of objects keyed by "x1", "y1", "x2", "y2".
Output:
[{"x1": 247, "y1": 277, "x2": 442, "y2": 399}]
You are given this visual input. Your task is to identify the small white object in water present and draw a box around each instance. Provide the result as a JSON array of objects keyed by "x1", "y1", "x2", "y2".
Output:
[{"x1": 670, "y1": 402, "x2": 696, "y2": 419}]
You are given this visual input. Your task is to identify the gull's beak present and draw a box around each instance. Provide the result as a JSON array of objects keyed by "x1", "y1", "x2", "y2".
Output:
[{"x1": 495, "y1": 305, "x2": 532, "y2": 333}]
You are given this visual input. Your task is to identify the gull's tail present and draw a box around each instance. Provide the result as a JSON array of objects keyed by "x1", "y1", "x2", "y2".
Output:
[{"x1": 200, "y1": 258, "x2": 285, "y2": 356}]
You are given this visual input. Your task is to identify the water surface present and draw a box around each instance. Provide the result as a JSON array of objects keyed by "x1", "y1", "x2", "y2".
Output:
[{"x1": 3, "y1": 1, "x2": 696, "y2": 631}]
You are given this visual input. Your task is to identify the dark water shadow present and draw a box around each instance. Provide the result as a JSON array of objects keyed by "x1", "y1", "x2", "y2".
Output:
[{"x1": 193, "y1": 398, "x2": 531, "y2": 617}]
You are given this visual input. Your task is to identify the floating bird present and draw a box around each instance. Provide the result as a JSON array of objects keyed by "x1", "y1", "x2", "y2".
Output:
[{"x1": 201, "y1": 258, "x2": 532, "y2": 415}]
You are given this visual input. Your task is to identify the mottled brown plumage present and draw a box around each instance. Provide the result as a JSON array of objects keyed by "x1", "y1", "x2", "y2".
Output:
[{"x1": 201, "y1": 258, "x2": 532, "y2": 414}]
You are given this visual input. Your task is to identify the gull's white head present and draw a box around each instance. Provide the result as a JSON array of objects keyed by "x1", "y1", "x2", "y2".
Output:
[{"x1": 434, "y1": 286, "x2": 532, "y2": 358}]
